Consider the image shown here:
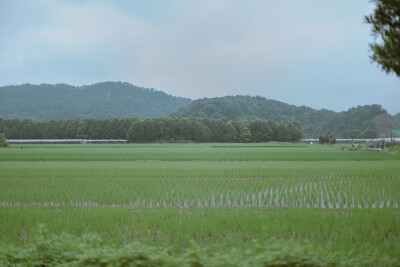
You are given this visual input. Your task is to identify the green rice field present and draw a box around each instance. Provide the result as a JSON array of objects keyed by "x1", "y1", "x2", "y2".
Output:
[{"x1": 0, "y1": 143, "x2": 399, "y2": 266}]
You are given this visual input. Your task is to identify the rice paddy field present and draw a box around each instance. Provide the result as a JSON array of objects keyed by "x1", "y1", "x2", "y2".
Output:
[{"x1": 0, "y1": 143, "x2": 399, "y2": 266}]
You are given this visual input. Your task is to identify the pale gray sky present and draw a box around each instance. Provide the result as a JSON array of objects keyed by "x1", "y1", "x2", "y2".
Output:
[{"x1": 1, "y1": 0, "x2": 399, "y2": 114}]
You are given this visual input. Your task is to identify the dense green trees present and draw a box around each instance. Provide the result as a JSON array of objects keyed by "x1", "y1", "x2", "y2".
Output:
[
  {"x1": 341, "y1": 129, "x2": 380, "y2": 140},
  {"x1": 341, "y1": 130, "x2": 362, "y2": 139},
  {"x1": 126, "y1": 117, "x2": 302, "y2": 143},
  {"x1": 1, "y1": 112, "x2": 392, "y2": 142},
  {"x1": 0, "y1": 117, "x2": 302, "y2": 143},
  {"x1": 173, "y1": 96, "x2": 397, "y2": 138},
  {"x1": 363, "y1": 129, "x2": 379, "y2": 139},
  {"x1": 365, "y1": 0, "x2": 400, "y2": 77},
  {"x1": 0, "y1": 118, "x2": 135, "y2": 140}
]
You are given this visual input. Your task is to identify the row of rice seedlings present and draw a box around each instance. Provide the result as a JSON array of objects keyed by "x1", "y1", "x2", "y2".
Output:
[
  {"x1": 2, "y1": 160, "x2": 400, "y2": 179},
  {"x1": 6, "y1": 143, "x2": 400, "y2": 161},
  {"x1": 1, "y1": 176, "x2": 399, "y2": 209}
]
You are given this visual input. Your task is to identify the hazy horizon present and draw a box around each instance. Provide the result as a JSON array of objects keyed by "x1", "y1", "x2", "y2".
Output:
[{"x1": 1, "y1": 0, "x2": 399, "y2": 114}]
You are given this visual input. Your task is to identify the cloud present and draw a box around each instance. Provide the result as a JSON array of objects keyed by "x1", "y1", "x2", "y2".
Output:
[
  {"x1": 124, "y1": 1, "x2": 363, "y2": 99},
  {"x1": 0, "y1": 0, "x2": 399, "y2": 114}
]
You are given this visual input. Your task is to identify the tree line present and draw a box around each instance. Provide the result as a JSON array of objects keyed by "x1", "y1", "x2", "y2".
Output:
[{"x1": 0, "y1": 117, "x2": 303, "y2": 143}]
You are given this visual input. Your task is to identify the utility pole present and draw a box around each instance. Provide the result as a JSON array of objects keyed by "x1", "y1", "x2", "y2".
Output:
[
  {"x1": 329, "y1": 131, "x2": 331, "y2": 145},
  {"x1": 390, "y1": 122, "x2": 393, "y2": 144}
]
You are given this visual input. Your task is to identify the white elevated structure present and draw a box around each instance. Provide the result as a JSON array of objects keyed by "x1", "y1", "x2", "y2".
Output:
[
  {"x1": 7, "y1": 139, "x2": 127, "y2": 144},
  {"x1": 302, "y1": 138, "x2": 400, "y2": 143}
]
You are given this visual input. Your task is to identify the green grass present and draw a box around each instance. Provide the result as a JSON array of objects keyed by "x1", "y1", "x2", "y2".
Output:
[
  {"x1": 1, "y1": 143, "x2": 400, "y2": 161},
  {"x1": 3, "y1": 226, "x2": 395, "y2": 267},
  {"x1": 1, "y1": 160, "x2": 399, "y2": 179},
  {"x1": 1, "y1": 207, "x2": 398, "y2": 258},
  {"x1": 0, "y1": 143, "x2": 399, "y2": 265}
]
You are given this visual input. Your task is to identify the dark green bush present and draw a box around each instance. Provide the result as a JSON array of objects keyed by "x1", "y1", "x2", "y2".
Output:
[{"x1": 0, "y1": 133, "x2": 8, "y2": 147}]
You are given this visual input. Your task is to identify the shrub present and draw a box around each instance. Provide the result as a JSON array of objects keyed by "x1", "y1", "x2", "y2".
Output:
[
  {"x1": 0, "y1": 133, "x2": 9, "y2": 148},
  {"x1": 319, "y1": 132, "x2": 336, "y2": 145},
  {"x1": 388, "y1": 144, "x2": 400, "y2": 155}
]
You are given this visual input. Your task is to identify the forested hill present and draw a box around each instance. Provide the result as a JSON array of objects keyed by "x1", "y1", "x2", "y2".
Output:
[
  {"x1": 0, "y1": 82, "x2": 191, "y2": 119},
  {"x1": 1, "y1": 83, "x2": 398, "y2": 138},
  {"x1": 394, "y1": 113, "x2": 400, "y2": 124},
  {"x1": 171, "y1": 96, "x2": 398, "y2": 138}
]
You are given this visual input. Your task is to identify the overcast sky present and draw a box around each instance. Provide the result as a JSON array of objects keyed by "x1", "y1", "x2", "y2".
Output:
[{"x1": 1, "y1": 0, "x2": 399, "y2": 114}]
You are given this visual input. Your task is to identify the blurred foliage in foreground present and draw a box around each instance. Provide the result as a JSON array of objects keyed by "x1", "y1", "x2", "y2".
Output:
[{"x1": 0, "y1": 225, "x2": 397, "y2": 267}]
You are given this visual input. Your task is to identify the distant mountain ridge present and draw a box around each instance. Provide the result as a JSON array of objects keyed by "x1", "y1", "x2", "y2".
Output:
[
  {"x1": 1, "y1": 83, "x2": 398, "y2": 138},
  {"x1": 172, "y1": 95, "x2": 318, "y2": 121},
  {"x1": 0, "y1": 82, "x2": 192, "y2": 119},
  {"x1": 171, "y1": 95, "x2": 399, "y2": 138}
]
